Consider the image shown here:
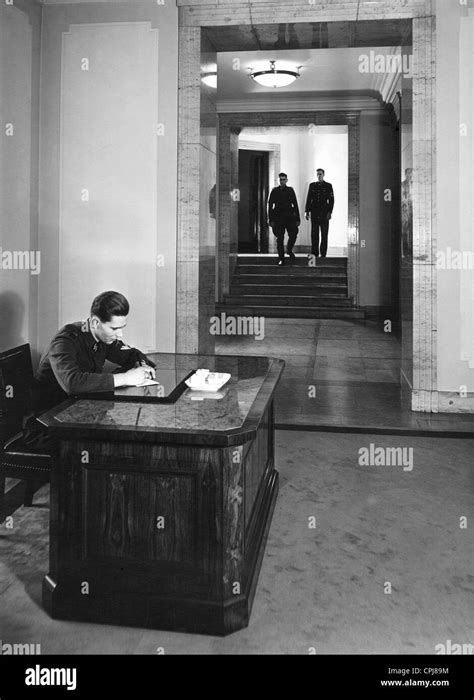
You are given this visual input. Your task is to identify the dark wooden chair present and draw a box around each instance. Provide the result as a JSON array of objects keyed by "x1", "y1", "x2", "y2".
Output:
[{"x1": 0, "y1": 344, "x2": 51, "y2": 523}]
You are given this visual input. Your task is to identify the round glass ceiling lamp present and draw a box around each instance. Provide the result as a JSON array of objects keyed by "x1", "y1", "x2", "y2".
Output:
[
  {"x1": 201, "y1": 72, "x2": 217, "y2": 88},
  {"x1": 250, "y1": 60, "x2": 300, "y2": 88}
]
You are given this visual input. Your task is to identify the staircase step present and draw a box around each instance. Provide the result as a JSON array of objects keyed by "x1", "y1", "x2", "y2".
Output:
[
  {"x1": 236, "y1": 274, "x2": 347, "y2": 284},
  {"x1": 238, "y1": 256, "x2": 346, "y2": 267},
  {"x1": 216, "y1": 304, "x2": 365, "y2": 320},
  {"x1": 230, "y1": 284, "x2": 348, "y2": 296},
  {"x1": 224, "y1": 254, "x2": 358, "y2": 319},
  {"x1": 224, "y1": 295, "x2": 354, "y2": 308},
  {"x1": 236, "y1": 264, "x2": 347, "y2": 275}
]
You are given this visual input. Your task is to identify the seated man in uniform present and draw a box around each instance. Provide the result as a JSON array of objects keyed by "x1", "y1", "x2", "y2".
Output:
[{"x1": 25, "y1": 290, "x2": 156, "y2": 448}]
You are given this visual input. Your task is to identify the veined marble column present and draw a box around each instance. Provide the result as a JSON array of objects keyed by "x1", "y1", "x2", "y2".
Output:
[
  {"x1": 411, "y1": 15, "x2": 437, "y2": 412},
  {"x1": 459, "y1": 11, "x2": 474, "y2": 370},
  {"x1": 177, "y1": 24, "x2": 201, "y2": 353},
  {"x1": 177, "y1": 22, "x2": 217, "y2": 353},
  {"x1": 217, "y1": 125, "x2": 239, "y2": 300}
]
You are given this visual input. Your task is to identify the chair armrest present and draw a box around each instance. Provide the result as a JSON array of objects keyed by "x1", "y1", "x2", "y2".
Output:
[
  {"x1": 3, "y1": 431, "x2": 23, "y2": 451},
  {"x1": 3, "y1": 432, "x2": 51, "y2": 459}
]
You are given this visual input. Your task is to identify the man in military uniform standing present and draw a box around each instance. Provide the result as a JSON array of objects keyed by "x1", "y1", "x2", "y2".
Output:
[
  {"x1": 268, "y1": 172, "x2": 301, "y2": 266},
  {"x1": 305, "y1": 169, "x2": 335, "y2": 259},
  {"x1": 24, "y1": 290, "x2": 156, "y2": 448}
]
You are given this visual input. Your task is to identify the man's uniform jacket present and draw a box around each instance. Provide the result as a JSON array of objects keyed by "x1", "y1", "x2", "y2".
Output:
[
  {"x1": 305, "y1": 181, "x2": 335, "y2": 218},
  {"x1": 268, "y1": 185, "x2": 300, "y2": 223},
  {"x1": 33, "y1": 320, "x2": 153, "y2": 412}
]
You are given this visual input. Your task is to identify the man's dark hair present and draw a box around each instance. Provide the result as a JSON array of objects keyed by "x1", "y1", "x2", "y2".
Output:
[
  {"x1": 279, "y1": 172, "x2": 288, "y2": 178},
  {"x1": 317, "y1": 168, "x2": 325, "y2": 174},
  {"x1": 90, "y1": 291, "x2": 129, "y2": 322}
]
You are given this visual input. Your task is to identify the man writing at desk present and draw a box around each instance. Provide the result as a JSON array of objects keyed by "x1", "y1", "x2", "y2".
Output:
[{"x1": 25, "y1": 291, "x2": 155, "y2": 446}]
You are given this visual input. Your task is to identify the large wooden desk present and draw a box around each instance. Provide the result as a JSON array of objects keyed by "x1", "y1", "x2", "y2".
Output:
[{"x1": 39, "y1": 353, "x2": 284, "y2": 636}]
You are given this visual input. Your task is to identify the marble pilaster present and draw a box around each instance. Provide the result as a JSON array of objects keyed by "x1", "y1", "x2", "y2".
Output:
[
  {"x1": 347, "y1": 117, "x2": 360, "y2": 305},
  {"x1": 199, "y1": 33, "x2": 218, "y2": 353},
  {"x1": 177, "y1": 24, "x2": 218, "y2": 354},
  {"x1": 177, "y1": 25, "x2": 201, "y2": 353},
  {"x1": 459, "y1": 11, "x2": 474, "y2": 371},
  {"x1": 411, "y1": 14, "x2": 437, "y2": 411},
  {"x1": 400, "y1": 44, "x2": 414, "y2": 392},
  {"x1": 216, "y1": 127, "x2": 239, "y2": 300}
]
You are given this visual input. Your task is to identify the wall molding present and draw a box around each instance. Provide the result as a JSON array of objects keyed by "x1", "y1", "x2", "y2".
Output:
[
  {"x1": 239, "y1": 140, "x2": 280, "y2": 152},
  {"x1": 217, "y1": 95, "x2": 383, "y2": 114}
]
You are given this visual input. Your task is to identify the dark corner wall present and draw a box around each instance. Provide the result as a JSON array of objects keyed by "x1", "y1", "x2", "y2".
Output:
[{"x1": 0, "y1": 0, "x2": 41, "y2": 361}]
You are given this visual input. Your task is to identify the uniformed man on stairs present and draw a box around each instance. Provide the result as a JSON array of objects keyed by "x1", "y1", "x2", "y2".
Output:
[
  {"x1": 268, "y1": 172, "x2": 301, "y2": 267},
  {"x1": 305, "y1": 168, "x2": 335, "y2": 260}
]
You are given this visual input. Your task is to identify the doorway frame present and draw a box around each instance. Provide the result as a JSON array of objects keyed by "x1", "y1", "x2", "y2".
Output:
[
  {"x1": 177, "y1": 0, "x2": 436, "y2": 413},
  {"x1": 239, "y1": 139, "x2": 281, "y2": 255},
  {"x1": 236, "y1": 146, "x2": 271, "y2": 255},
  {"x1": 217, "y1": 111, "x2": 359, "y2": 303},
  {"x1": 239, "y1": 140, "x2": 281, "y2": 191}
]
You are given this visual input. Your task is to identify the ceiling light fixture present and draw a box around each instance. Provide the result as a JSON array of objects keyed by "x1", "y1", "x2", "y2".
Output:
[
  {"x1": 249, "y1": 60, "x2": 300, "y2": 88},
  {"x1": 201, "y1": 72, "x2": 217, "y2": 88}
]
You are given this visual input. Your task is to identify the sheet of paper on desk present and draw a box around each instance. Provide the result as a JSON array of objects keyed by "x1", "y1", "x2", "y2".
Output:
[{"x1": 135, "y1": 379, "x2": 160, "y2": 387}]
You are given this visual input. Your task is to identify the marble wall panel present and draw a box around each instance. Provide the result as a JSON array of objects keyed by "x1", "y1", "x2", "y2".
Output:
[
  {"x1": 199, "y1": 36, "x2": 217, "y2": 353},
  {"x1": 178, "y1": 0, "x2": 430, "y2": 25},
  {"x1": 411, "y1": 15, "x2": 436, "y2": 409},
  {"x1": 217, "y1": 126, "x2": 239, "y2": 300},
  {"x1": 177, "y1": 23, "x2": 219, "y2": 353}
]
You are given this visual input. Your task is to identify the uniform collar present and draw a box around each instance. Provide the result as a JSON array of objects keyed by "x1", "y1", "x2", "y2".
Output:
[{"x1": 84, "y1": 319, "x2": 103, "y2": 353}]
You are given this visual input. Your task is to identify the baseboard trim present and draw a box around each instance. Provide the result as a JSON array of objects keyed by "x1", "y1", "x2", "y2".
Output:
[
  {"x1": 359, "y1": 306, "x2": 399, "y2": 323},
  {"x1": 410, "y1": 390, "x2": 474, "y2": 414},
  {"x1": 437, "y1": 391, "x2": 474, "y2": 414},
  {"x1": 276, "y1": 423, "x2": 474, "y2": 438}
]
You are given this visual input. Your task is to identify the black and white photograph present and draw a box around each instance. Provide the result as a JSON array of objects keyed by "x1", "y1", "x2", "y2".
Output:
[{"x1": 0, "y1": 0, "x2": 473, "y2": 690}]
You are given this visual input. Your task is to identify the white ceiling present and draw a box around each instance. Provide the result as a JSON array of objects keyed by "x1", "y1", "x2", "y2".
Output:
[{"x1": 217, "y1": 47, "x2": 398, "y2": 97}]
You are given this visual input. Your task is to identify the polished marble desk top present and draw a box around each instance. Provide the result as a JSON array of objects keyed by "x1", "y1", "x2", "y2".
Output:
[{"x1": 39, "y1": 353, "x2": 285, "y2": 446}]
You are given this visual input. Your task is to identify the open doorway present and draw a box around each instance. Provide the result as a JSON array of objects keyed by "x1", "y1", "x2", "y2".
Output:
[
  {"x1": 238, "y1": 149, "x2": 269, "y2": 253},
  {"x1": 238, "y1": 125, "x2": 349, "y2": 258},
  {"x1": 206, "y1": 27, "x2": 408, "y2": 428},
  {"x1": 218, "y1": 111, "x2": 362, "y2": 308},
  {"x1": 178, "y1": 10, "x2": 436, "y2": 414}
]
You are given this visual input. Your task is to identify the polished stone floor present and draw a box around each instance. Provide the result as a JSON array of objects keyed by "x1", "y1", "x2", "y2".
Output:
[
  {"x1": 1, "y1": 319, "x2": 472, "y2": 655},
  {"x1": 1, "y1": 430, "x2": 472, "y2": 654},
  {"x1": 216, "y1": 319, "x2": 474, "y2": 435}
]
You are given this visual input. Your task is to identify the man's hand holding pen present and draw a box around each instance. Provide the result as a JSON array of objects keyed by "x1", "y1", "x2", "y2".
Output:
[{"x1": 139, "y1": 360, "x2": 156, "y2": 381}]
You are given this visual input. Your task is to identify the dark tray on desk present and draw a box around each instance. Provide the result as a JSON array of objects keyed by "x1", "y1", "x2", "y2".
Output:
[{"x1": 75, "y1": 369, "x2": 195, "y2": 404}]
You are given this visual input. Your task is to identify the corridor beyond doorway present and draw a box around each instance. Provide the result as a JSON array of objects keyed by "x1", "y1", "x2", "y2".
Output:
[
  {"x1": 215, "y1": 319, "x2": 474, "y2": 435},
  {"x1": 238, "y1": 124, "x2": 349, "y2": 258}
]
